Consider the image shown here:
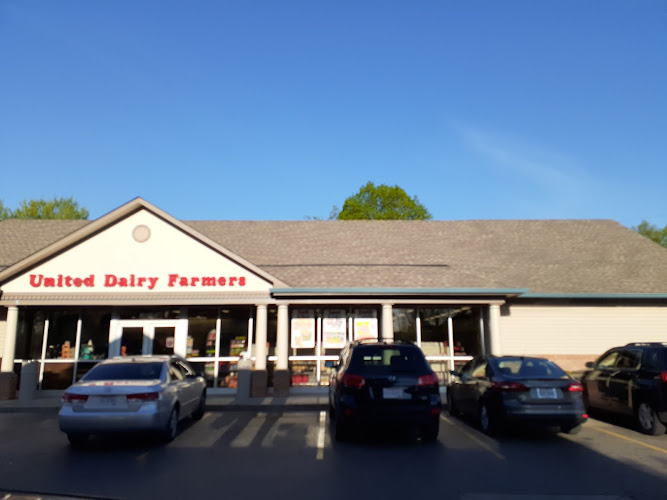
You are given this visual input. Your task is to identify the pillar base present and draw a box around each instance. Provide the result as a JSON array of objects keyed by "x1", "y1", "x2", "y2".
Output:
[
  {"x1": 0, "y1": 372, "x2": 17, "y2": 401},
  {"x1": 273, "y1": 369, "x2": 290, "y2": 397},
  {"x1": 250, "y1": 370, "x2": 268, "y2": 398}
]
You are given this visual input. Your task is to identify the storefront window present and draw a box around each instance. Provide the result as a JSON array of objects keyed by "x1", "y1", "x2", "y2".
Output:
[
  {"x1": 322, "y1": 309, "x2": 347, "y2": 352},
  {"x1": 79, "y1": 310, "x2": 110, "y2": 360},
  {"x1": 219, "y1": 307, "x2": 250, "y2": 357},
  {"x1": 451, "y1": 307, "x2": 482, "y2": 358},
  {"x1": 117, "y1": 307, "x2": 182, "y2": 320},
  {"x1": 289, "y1": 360, "x2": 317, "y2": 386},
  {"x1": 393, "y1": 308, "x2": 417, "y2": 343},
  {"x1": 187, "y1": 307, "x2": 218, "y2": 358},
  {"x1": 420, "y1": 308, "x2": 450, "y2": 356},
  {"x1": 45, "y1": 311, "x2": 79, "y2": 359},
  {"x1": 15, "y1": 309, "x2": 46, "y2": 360},
  {"x1": 290, "y1": 309, "x2": 316, "y2": 356},
  {"x1": 215, "y1": 307, "x2": 251, "y2": 388}
]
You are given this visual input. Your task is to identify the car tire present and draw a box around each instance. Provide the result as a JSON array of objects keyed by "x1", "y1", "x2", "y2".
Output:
[
  {"x1": 67, "y1": 433, "x2": 88, "y2": 448},
  {"x1": 192, "y1": 391, "x2": 206, "y2": 420},
  {"x1": 447, "y1": 390, "x2": 458, "y2": 417},
  {"x1": 421, "y1": 420, "x2": 440, "y2": 442},
  {"x1": 162, "y1": 406, "x2": 179, "y2": 442},
  {"x1": 636, "y1": 401, "x2": 667, "y2": 436},
  {"x1": 561, "y1": 424, "x2": 583, "y2": 435},
  {"x1": 479, "y1": 403, "x2": 497, "y2": 436}
]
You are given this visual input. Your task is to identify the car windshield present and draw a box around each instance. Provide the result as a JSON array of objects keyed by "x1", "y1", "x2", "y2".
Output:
[
  {"x1": 83, "y1": 362, "x2": 164, "y2": 381},
  {"x1": 490, "y1": 358, "x2": 568, "y2": 379},
  {"x1": 349, "y1": 346, "x2": 430, "y2": 373}
]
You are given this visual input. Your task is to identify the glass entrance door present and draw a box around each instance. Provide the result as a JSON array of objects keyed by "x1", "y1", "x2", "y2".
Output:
[{"x1": 112, "y1": 320, "x2": 184, "y2": 357}]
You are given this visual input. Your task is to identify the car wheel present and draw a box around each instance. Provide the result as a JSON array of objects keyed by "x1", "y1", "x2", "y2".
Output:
[
  {"x1": 67, "y1": 433, "x2": 88, "y2": 448},
  {"x1": 162, "y1": 406, "x2": 179, "y2": 442},
  {"x1": 447, "y1": 390, "x2": 458, "y2": 416},
  {"x1": 192, "y1": 391, "x2": 206, "y2": 420},
  {"x1": 421, "y1": 420, "x2": 440, "y2": 442},
  {"x1": 561, "y1": 424, "x2": 583, "y2": 435},
  {"x1": 636, "y1": 401, "x2": 667, "y2": 436},
  {"x1": 479, "y1": 403, "x2": 497, "y2": 435}
]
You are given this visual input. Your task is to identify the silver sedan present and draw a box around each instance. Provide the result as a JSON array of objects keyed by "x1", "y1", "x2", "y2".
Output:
[{"x1": 59, "y1": 355, "x2": 206, "y2": 446}]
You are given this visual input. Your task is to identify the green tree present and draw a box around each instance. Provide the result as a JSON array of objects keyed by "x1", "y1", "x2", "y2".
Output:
[
  {"x1": 0, "y1": 200, "x2": 12, "y2": 220},
  {"x1": 336, "y1": 182, "x2": 432, "y2": 220},
  {"x1": 633, "y1": 220, "x2": 667, "y2": 249},
  {"x1": 11, "y1": 197, "x2": 89, "y2": 220}
]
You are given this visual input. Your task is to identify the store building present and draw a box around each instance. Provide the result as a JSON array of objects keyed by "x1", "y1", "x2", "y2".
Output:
[{"x1": 1, "y1": 198, "x2": 666, "y2": 396}]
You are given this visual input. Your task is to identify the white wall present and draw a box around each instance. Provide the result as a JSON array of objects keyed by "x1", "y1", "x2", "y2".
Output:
[
  {"x1": 2, "y1": 210, "x2": 272, "y2": 294},
  {"x1": 500, "y1": 304, "x2": 667, "y2": 356}
]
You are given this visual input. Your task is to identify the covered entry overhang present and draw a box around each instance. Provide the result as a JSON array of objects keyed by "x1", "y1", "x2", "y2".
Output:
[{"x1": 266, "y1": 287, "x2": 530, "y2": 389}]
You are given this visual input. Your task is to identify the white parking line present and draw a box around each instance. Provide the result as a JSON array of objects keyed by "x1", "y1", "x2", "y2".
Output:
[
  {"x1": 316, "y1": 411, "x2": 326, "y2": 460},
  {"x1": 589, "y1": 425, "x2": 667, "y2": 455},
  {"x1": 440, "y1": 415, "x2": 505, "y2": 460},
  {"x1": 230, "y1": 412, "x2": 267, "y2": 448}
]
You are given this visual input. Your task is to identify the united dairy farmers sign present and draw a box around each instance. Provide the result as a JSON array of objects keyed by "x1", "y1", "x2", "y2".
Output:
[{"x1": 28, "y1": 273, "x2": 248, "y2": 290}]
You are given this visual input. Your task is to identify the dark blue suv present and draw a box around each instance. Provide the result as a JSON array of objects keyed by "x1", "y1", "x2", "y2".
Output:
[
  {"x1": 581, "y1": 343, "x2": 667, "y2": 435},
  {"x1": 326, "y1": 341, "x2": 441, "y2": 442}
]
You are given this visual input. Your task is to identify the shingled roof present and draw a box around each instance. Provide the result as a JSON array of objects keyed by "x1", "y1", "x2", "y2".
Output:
[{"x1": 1, "y1": 216, "x2": 666, "y2": 295}]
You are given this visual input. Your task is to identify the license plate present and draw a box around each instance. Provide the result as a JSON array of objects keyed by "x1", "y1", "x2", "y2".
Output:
[
  {"x1": 535, "y1": 388, "x2": 558, "y2": 399},
  {"x1": 383, "y1": 387, "x2": 406, "y2": 399},
  {"x1": 87, "y1": 395, "x2": 127, "y2": 409}
]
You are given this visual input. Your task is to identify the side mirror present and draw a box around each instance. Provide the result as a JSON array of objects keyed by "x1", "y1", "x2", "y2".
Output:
[
  {"x1": 585, "y1": 361, "x2": 595, "y2": 369},
  {"x1": 449, "y1": 370, "x2": 461, "y2": 378},
  {"x1": 324, "y1": 361, "x2": 337, "y2": 369}
]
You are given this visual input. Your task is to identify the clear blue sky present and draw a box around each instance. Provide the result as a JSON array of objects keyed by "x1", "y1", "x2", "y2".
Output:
[{"x1": 1, "y1": 1, "x2": 665, "y2": 227}]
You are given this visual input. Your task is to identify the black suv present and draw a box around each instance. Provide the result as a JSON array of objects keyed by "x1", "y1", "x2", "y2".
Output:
[
  {"x1": 326, "y1": 340, "x2": 441, "y2": 442},
  {"x1": 581, "y1": 343, "x2": 667, "y2": 435}
]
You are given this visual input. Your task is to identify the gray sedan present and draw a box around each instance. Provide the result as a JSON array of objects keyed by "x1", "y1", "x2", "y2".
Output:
[{"x1": 59, "y1": 355, "x2": 206, "y2": 446}]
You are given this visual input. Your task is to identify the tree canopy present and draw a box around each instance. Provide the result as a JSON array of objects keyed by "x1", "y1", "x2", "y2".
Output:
[
  {"x1": 336, "y1": 182, "x2": 432, "y2": 220},
  {"x1": 0, "y1": 197, "x2": 89, "y2": 220},
  {"x1": 633, "y1": 220, "x2": 667, "y2": 249}
]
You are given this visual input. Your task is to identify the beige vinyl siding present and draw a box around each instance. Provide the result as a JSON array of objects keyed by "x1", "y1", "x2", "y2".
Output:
[{"x1": 499, "y1": 305, "x2": 667, "y2": 356}]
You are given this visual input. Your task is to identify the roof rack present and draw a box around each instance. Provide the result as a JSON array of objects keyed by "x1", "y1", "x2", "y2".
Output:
[
  {"x1": 624, "y1": 342, "x2": 667, "y2": 347},
  {"x1": 350, "y1": 339, "x2": 415, "y2": 346}
]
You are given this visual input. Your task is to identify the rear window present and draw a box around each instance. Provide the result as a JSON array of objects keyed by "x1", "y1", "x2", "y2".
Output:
[
  {"x1": 490, "y1": 358, "x2": 568, "y2": 380},
  {"x1": 643, "y1": 349, "x2": 667, "y2": 370},
  {"x1": 349, "y1": 346, "x2": 430, "y2": 373},
  {"x1": 83, "y1": 362, "x2": 164, "y2": 381}
]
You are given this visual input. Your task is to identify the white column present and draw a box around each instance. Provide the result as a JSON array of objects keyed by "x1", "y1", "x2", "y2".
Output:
[
  {"x1": 488, "y1": 304, "x2": 502, "y2": 356},
  {"x1": 254, "y1": 305, "x2": 267, "y2": 371},
  {"x1": 276, "y1": 304, "x2": 289, "y2": 371},
  {"x1": 381, "y1": 304, "x2": 394, "y2": 341},
  {"x1": 1, "y1": 307, "x2": 19, "y2": 372}
]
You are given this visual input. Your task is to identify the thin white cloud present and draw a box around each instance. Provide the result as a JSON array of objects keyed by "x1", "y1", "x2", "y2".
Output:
[{"x1": 457, "y1": 124, "x2": 580, "y2": 190}]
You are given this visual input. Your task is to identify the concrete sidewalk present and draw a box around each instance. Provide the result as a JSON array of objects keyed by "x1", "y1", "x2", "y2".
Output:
[{"x1": 0, "y1": 391, "x2": 330, "y2": 413}]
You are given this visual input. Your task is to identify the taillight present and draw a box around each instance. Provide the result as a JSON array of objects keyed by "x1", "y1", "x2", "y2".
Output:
[
  {"x1": 127, "y1": 392, "x2": 160, "y2": 402},
  {"x1": 567, "y1": 382, "x2": 584, "y2": 392},
  {"x1": 661, "y1": 372, "x2": 667, "y2": 383},
  {"x1": 62, "y1": 393, "x2": 88, "y2": 403},
  {"x1": 418, "y1": 373, "x2": 439, "y2": 387},
  {"x1": 341, "y1": 373, "x2": 366, "y2": 388},
  {"x1": 491, "y1": 381, "x2": 529, "y2": 392}
]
